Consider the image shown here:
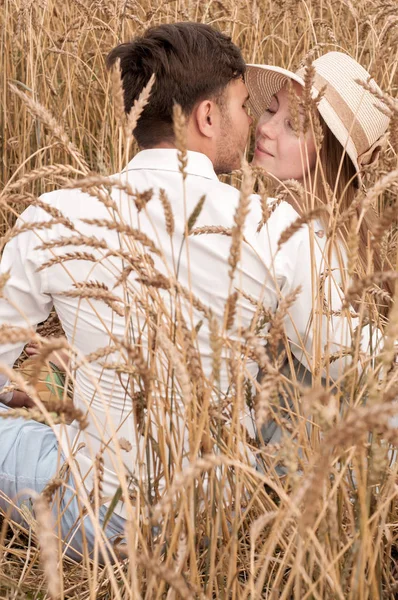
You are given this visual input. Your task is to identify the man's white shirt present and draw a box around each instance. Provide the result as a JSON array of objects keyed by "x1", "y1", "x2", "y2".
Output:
[{"x1": 0, "y1": 149, "x2": 377, "y2": 517}]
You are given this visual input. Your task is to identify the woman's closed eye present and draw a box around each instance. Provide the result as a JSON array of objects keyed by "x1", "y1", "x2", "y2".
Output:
[{"x1": 265, "y1": 95, "x2": 278, "y2": 113}]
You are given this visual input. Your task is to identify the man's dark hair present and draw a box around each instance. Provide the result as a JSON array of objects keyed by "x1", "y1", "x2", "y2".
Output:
[{"x1": 106, "y1": 22, "x2": 246, "y2": 148}]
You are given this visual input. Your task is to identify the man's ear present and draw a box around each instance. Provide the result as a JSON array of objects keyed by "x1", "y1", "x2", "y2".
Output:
[{"x1": 193, "y1": 99, "x2": 219, "y2": 139}]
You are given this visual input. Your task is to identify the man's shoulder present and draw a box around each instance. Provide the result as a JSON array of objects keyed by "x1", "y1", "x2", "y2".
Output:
[
  {"x1": 270, "y1": 199, "x2": 301, "y2": 222},
  {"x1": 270, "y1": 200, "x2": 305, "y2": 234},
  {"x1": 39, "y1": 187, "x2": 104, "y2": 218},
  {"x1": 197, "y1": 177, "x2": 242, "y2": 202},
  {"x1": 40, "y1": 187, "x2": 90, "y2": 204},
  {"x1": 244, "y1": 196, "x2": 302, "y2": 233}
]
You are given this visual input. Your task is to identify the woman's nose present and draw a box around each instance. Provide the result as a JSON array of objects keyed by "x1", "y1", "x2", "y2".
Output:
[{"x1": 258, "y1": 115, "x2": 278, "y2": 139}]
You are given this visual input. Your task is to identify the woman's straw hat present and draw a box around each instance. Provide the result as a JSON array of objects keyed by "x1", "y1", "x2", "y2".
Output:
[{"x1": 245, "y1": 52, "x2": 390, "y2": 175}]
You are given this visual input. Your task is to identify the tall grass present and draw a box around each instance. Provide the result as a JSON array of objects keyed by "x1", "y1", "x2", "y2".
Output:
[{"x1": 1, "y1": 0, "x2": 398, "y2": 598}]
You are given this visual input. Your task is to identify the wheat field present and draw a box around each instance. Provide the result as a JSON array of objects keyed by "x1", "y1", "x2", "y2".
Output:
[{"x1": 1, "y1": 0, "x2": 398, "y2": 598}]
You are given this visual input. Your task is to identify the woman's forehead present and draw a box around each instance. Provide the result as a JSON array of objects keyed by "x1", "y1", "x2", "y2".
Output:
[{"x1": 265, "y1": 80, "x2": 304, "y2": 110}]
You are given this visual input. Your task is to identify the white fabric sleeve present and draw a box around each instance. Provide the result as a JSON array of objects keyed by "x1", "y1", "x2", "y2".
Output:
[
  {"x1": 0, "y1": 373, "x2": 13, "y2": 404},
  {"x1": 0, "y1": 204, "x2": 53, "y2": 399},
  {"x1": 274, "y1": 222, "x2": 382, "y2": 382}
]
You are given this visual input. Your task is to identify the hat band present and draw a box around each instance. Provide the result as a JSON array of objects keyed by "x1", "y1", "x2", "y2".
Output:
[{"x1": 310, "y1": 71, "x2": 370, "y2": 157}]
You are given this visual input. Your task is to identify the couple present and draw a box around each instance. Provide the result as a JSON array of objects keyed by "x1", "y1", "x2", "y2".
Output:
[{"x1": 0, "y1": 22, "x2": 388, "y2": 559}]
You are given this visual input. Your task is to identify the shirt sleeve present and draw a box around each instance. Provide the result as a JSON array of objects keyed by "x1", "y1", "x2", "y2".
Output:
[
  {"x1": 0, "y1": 204, "x2": 53, "y2": 402},
  {"x1": 273, "y1": 219, "x2": 381, "y2": 382}
]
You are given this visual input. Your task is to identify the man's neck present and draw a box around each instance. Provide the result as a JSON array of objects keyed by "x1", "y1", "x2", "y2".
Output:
[
  {"x1": 149, "y1": 141, "x2": 176, "y2": 150},
  {"x1": 141, "y1": 141, "x2": 215, "y2": 168},
  {"x1": 144, "y1": 141, "x2": 211, "y2": 160}
]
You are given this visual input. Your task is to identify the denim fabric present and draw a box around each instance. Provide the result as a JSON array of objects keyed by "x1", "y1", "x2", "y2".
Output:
[{"x1": 0, "y1": 404, "x2": 126, "y2": 562}]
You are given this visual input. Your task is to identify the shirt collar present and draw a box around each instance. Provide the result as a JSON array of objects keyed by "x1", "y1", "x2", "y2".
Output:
[{"x1": 123, "y1": 149, "x2": 219, "y2": 181}]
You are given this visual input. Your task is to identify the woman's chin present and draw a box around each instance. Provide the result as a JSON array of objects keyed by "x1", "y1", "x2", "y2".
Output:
[
  {"x1": 251, "y1": 156, "x2": 272, "y2": 172},
  {"x1": 251, "y1": 156, "x2": 265, "y2": 167},
  {"x1": 252, "y1": 151, "x2": 273, "y2": 169}
]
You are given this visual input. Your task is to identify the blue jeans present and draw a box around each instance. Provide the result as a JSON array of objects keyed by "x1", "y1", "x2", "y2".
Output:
[{"x1": 0, "y1": 404, "x2": 126, "y2": 562}]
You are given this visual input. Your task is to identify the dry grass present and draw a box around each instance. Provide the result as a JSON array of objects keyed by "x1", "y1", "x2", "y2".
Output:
[{"x1": 1, "y1": 0, "x2": 398, "y2": 598}]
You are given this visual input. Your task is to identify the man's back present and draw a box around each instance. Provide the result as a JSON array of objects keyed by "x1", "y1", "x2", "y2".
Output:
[{"x1": 0, "y1": 149, "x2": 353, "y2": 515}]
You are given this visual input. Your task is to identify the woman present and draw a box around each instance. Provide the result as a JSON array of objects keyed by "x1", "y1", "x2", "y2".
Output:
[
  {"x1": 244, "y1": 52, "x2": 390, "y2": 451},
  {"x1": 246, "y1": 51, "x2": 390, "y2": 287}
]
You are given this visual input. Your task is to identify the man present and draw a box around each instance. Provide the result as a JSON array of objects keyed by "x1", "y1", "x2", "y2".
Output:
[{"x1": 0, "y1": 22, "x2": 366, "y2": 559}]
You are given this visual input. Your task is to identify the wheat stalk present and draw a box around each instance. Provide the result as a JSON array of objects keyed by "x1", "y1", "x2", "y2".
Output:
[
  {"x1": 228, "y1": 162, "x2": 253, "y2": 278},
  {"x1": 159, "y1": 188, "x2": 175, "y2": 236},
  {"x1": 157, "y1": 328, "x2": 193, "y2": 405},
  {"x1": 189, "y1": 225, "x2": 232, "y2": 237},
  {"x1": 125, "y1": 73, "x2": 156, "y2": 137},
  {"x1": 8, "y1": 83, "x2": 88, "y2": 172},
  {"x1": 33, "y1": 496, "x2": 61, "y2": 599},
  {"x1": 173, "y1": 103, "x2": 188, "y2": 180}
]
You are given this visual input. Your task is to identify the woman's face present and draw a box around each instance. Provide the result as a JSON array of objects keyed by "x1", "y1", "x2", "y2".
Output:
[{"x1": 252, "y1": 82, "x2": 317, "y2": 182}]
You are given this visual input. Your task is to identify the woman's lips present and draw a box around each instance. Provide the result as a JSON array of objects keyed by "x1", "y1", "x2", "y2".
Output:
[{"x1": 255, "y1": 144, "x2": 274, "y2": 158}]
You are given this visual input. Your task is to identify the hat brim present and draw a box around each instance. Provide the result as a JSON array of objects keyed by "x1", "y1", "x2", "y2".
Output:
[{"x1": 245, "y1": 64, "x2": 306, "y2": 119}]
